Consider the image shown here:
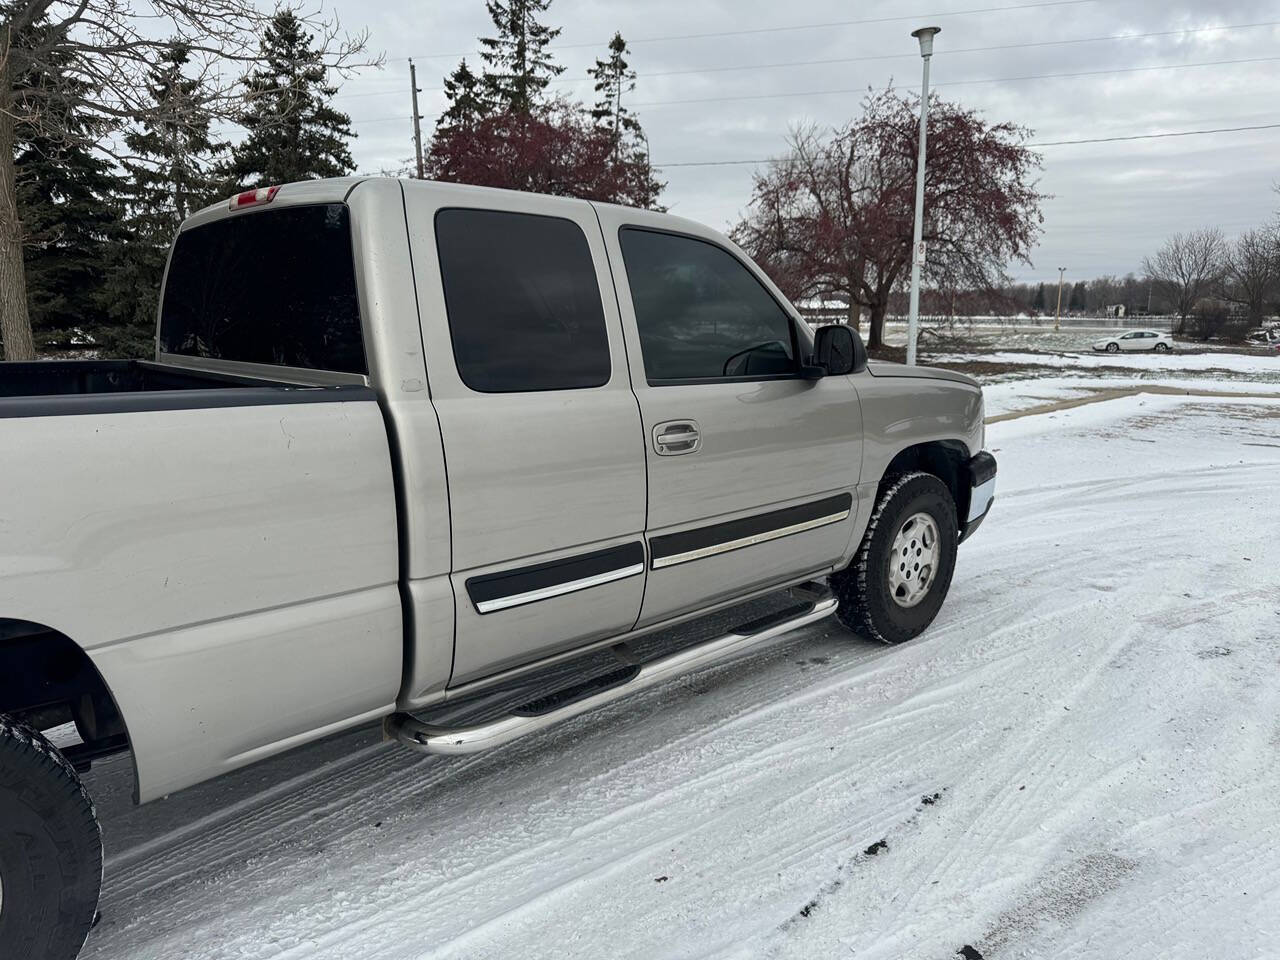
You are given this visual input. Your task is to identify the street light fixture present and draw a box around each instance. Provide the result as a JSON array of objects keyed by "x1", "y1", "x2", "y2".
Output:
[{"x1": 905, "y1": 25, "x2": 940, "y2": 366}]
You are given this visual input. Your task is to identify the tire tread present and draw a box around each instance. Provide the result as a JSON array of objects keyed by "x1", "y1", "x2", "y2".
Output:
[
  {"x1": 0, "y1": 714, "x2": 103, "y2": 960},
  {"x1": 831, "y1": 471, "x2": 957, "y2": 645}
]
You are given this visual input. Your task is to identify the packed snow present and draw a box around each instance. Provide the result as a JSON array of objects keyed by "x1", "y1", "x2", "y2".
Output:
[{"x1": 78, "y1": 388, "x2": 1280, "y2": 960}]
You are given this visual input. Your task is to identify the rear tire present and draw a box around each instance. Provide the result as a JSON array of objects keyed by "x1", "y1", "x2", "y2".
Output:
[
  {"x1": 831, "y1": 472, "x2": 959, "y2": 645},
  {"x1": 0, "y1": 716, "x2": 102, "y2": 960},
  {"x1": 1155, "y1": 342, "x2": 1170, "y2": 352}
]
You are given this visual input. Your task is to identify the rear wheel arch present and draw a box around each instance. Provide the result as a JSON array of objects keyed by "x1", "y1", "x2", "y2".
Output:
[{"x1": 0, "y1": 619, "x2": 134, "y2": 787}]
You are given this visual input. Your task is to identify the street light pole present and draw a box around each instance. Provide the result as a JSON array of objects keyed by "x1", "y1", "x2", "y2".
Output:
[
  {"x1": 1054, "y1": 266, "x2": 1066, "y2": 332},
  {"x1": 906, "y1": 26, "x2": 940, "y2": 366}
]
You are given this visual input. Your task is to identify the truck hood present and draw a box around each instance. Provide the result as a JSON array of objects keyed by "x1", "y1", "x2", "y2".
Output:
[{"x1": 866, "y1": 361, "x2": 979, "y2": 389}]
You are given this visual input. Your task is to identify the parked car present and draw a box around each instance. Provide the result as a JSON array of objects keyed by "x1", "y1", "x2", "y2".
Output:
[
  {"x1": 1091, "y1": 329, "x2": 1174, "y2": 353},
  {"x1": 0, "y1": 177, "x2": 995, "y2": 959}
]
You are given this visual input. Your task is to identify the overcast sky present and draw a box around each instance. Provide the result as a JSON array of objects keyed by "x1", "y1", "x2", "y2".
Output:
[{"x1": 322, "y1": 0, "x2": 1280, "y2": 284}]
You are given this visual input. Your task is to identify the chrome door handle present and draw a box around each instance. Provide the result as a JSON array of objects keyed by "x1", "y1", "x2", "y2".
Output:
[
  {"x1": 659, "y1": 430, "x2": 699, "y2": 444},
  {"x1": 653, "y1": 420, "x2": 701, "y2": 456}
]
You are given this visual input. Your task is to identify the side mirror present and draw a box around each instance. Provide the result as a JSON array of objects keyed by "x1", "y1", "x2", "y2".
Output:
[{"x1": 813, "y1": 324, "x2": 866, "y2": 376}]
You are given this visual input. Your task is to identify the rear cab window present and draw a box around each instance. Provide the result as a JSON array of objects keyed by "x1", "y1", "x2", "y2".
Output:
[
  {"x1": 160, "y1": 204, "x2": 366, "y2": 375},
  {"x1": 434, "y1": 208, "x2": 611, "y2": 393}
]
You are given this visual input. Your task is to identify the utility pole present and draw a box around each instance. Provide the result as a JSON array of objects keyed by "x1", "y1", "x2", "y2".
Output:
[
  {"x1": 409, "y1": 59, "x2": 425, "y2": 180},
  {"x1": 906, "y1": 26, "x2": 940, "y2": 366},
  {"x1": 1054, "y1": 266, "x2": 1066, "y2": 332}
]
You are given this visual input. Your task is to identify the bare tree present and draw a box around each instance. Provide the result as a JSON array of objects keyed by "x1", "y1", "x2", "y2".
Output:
[
  {"x1": 732, "y1": 89, "x2": 1044, "y2": 349},
  {"x1": 1142, "y1": 228, "x2": 1227, "y2": 332},
  {"x1": 1222, "y1": 227, "x2": 1280, "y2": 324},
  {"x1": 1, "y1": 2, "x2": 376, "y2": 360}
]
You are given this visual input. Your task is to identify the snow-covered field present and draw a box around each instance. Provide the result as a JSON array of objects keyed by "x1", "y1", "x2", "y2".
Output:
[
  {"x1": 980, "y1": 375, "x2": 1280, "y2": 420},
  {"x1": 79, "y1": 389, "x2": 1280, "y2": 960},
  {"x1": 930, "y1": 349, "x2": 1280, "y2": 378},
  {"x1": 878, "y1": 322, "x2": 1264, "y2": 357}
]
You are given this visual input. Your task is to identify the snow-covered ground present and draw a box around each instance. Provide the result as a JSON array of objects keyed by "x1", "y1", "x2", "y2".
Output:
[
  {"x1": 980, "y1": 375, "x2": 1280, "y2": 419},
  {"x1": 879, "y1": 322, "x2": 1265, "y2": 356},
  {"x1": 79, "y1": 390, "x2": 1280, "y2": 960},
  {"x1": 929, "y1": 349, "x2": 1280, "y2": 378}
]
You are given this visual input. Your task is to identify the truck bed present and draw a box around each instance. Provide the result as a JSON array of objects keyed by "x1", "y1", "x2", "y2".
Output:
[
  {"x1": 0, "y1": 359, "x2": 368, "y2": 416},
  {"x1": 1, "y1": 354, "x2": 400, "y2": 801}
]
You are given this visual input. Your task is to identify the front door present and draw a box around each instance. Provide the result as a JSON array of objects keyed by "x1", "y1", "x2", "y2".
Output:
[
  {"x1": 1119, "y1": 331, "x2": 1147, "y2": 350},
  {"x1": 596, "y1": 208, "x2": 863, "y2": 627},
  {"x1": 405, "y1": 186, "x2": 647, "y2": 685}
]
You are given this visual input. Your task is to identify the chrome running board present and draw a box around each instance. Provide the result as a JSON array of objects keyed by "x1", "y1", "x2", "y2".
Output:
[{"x1": 387, "y1": 586, "x2": 838, "y2": 756}]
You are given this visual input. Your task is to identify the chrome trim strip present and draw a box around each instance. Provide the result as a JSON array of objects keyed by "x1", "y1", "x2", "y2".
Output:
[
  {"x1": 651, "y1": 509, "x2": 850, "y2": 570},
  {"x1": 968, "y1": 477, "x2": 996, "y2": 523},
  {"x1": 475, "y1": 562, "x2": 646, "y2": 614},
  {"x1": 156, "y1": 352, "x2": 370, "y2": 387},
  {"x1": 390, "y1": 594, "x2": 839, "y2": 755}
]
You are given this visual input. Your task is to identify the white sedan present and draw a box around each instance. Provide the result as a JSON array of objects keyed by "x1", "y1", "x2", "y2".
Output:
[{"x1": 1092, "y1": 329, "x2": 1174, "y2": 353}]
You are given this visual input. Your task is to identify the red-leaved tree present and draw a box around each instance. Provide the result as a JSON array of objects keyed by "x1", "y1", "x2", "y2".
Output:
[
  {"x1": 732, "y1": 88, "x2": 1045, "y2": 349},
  {"x1": 425, "y1": 98, "x2": 664, "y2": 208}
]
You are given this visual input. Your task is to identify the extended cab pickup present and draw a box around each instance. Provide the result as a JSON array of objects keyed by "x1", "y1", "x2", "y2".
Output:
[{"x1": 0, "y1": 177, "x2": 994, "y2": 959}]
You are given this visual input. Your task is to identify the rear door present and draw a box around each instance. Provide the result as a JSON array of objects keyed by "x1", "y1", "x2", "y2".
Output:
[
  {"x1": 404, "y1": 186, "x2": 647, "y2": 685},
  {"x1": 596, "y1": 207, "x2": 863, "y2": 627}
]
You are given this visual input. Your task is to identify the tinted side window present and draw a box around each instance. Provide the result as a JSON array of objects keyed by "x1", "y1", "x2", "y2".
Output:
[
  {"x1": 619, "y1": 228, "x2": 796, "y2": 383},
  {"x1": 435, "y1": 209, "x2": 611, "y2": 393},
  {"x1": 160, "y1": 204, "x2": 365, "y2": 374}
]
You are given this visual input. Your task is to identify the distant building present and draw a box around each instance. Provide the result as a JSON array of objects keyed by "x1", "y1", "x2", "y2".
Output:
[{"x1": 1104, "y1": 304, "x2": 1125, "y2": 318}]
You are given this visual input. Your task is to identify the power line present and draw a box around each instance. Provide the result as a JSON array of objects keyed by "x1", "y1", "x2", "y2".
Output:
[
  {"x1": 629, "y1": 56, "x2": 1280, "y2": 108},
  {"x1": 650, "y1": 122, "x2": 1280, "y2": 168},
  {"x1": 352, "y1": 115, "x2": 420, "y2": 127},
  {"x1": 348, "y1": 55, "x2": 1280, "y2": 127},
  {"x1": 620, "y1": 20, "x2": 1280, "y2": 81},
  {"x1": 1029, "y1": 121, "x2": 1280, "y2": 146},
  {"x1": 352, "y1": 119, "x2": 1280, "y2": 171},
  {"x1": 399, "y1": 0, "x2": 1102, "y2": 62},
  {"x1": 335, "y1": 19, "x2": 1280, "y2": 102}
]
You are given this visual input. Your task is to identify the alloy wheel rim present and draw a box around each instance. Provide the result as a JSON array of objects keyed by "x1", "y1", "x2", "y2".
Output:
[{"x1": 888, "y1": 512, "x2": 940, "y2": 608}]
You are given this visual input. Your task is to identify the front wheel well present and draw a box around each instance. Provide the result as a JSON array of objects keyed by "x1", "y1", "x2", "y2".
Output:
[
  {"x1": 0, "y1": 619, "x2": 130, "y2": 770},
  {"x1": 879, "y1": 440, "x2": 971, "y2": 522}
]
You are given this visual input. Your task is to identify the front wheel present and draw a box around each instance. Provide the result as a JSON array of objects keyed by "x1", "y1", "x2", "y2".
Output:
[
  {"x1": 1105, "y1": 342, "x2": 1120, "y2": 353},
  {"x1": 831, "y1": 472, "x2": 959, "y2": 645},
  {"x1": 0, "y1": 716, "x2": 103, "y2": 960}
]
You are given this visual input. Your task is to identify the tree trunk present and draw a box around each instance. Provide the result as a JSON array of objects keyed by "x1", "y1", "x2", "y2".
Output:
[
  {"x1": 867, "y1": 302, "x2": 887, "y2": 350},
  {"x1": 0, "y1": 99, "x2": 36, "y2": 361},
  {"x1": 845, "y1": 299, "x2": 861, "y2": 331}
]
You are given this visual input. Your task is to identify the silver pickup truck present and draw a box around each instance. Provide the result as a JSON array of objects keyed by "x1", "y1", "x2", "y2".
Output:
[{"x1": 0, "y1": 177, "x2": 994, "y2": 959}]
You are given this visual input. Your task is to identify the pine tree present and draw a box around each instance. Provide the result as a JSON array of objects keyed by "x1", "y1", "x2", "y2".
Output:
[
  {"x1": 99, "y1": 42, "x2": 226, "y2": 357},
  {"x1": 588, "y1": 32, "x2": 640, "y2": 155},
  {"x1": 1031, "y1": 282, "x2": 1046, "y2": 312},
  {"x1": 440, "y1": 58, "x2": 488, "y2": 130},
  {"x1": 479, "y1": 0, "x2": 564, "y2": 114},
  {"x1": 13, "y1": 27, "x2": 121, "y2": 351},
  {"x1": 124, "y1": 43, "x2": 226, "y2": 228},
  {"x1": 1068, "y1": 281, "x2": 1087, "y2": 312},
  {"x1": 225, "y1": 10, "x2": 356, "y2": 189}
]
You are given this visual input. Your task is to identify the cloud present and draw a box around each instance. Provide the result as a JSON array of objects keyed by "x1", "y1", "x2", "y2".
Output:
[{"x1": 330, "y1": 0, "x2": 1280, "y2": 282}]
